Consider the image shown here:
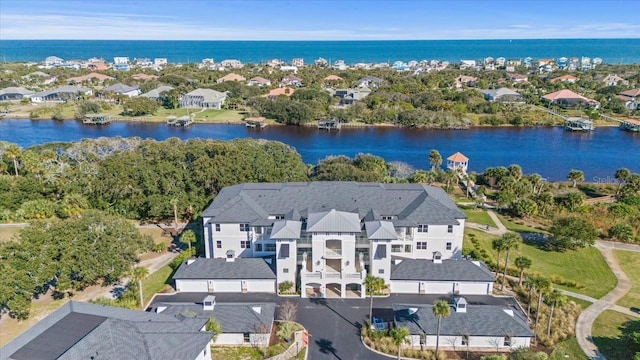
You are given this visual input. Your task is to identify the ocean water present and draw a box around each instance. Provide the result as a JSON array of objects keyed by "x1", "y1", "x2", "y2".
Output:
[{"x1": 1, "y1": 39, "x2": 639, "y2": 64}]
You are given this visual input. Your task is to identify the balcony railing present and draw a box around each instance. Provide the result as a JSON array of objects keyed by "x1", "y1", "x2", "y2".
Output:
[
  {"x1": 300, "y1": 271, "x2": 363, "y2": 280},
  {"x1": 324, "y1": 248, "x2": 342, "y2": 258}
]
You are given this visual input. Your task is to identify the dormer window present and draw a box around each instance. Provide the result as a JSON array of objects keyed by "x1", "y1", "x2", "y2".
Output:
[
  {"x1": 240, "y1": 223, "x2": 250, "y2": 232},
  {"x1": 418, "y1": 224, "x2": 428, "y2": 233},
  {"x1": 381, "y1": 216, "x2": 393, "y2": 220}
]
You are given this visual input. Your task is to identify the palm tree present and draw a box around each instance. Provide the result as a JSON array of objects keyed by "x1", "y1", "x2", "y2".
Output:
[
  {"x1": 364, "y1": 274, "x2": 386, "y2": 328},
  {"x1": 131, "y1": 266, "x2": 149, "y2": 309},
  {"x1": 567, "y1": 169, "x2": 584, "y2": 188},
  {"x1": 464, "y1": 172, "x2": 477, "y2": 198},
  {"x1": 180, "y1": 229, "x2": 197, "y2": 254},
  {"x1": 5, "y1": 144, "x2": 22, "y2": 176},
  {"x1": 491, "y1": 237, "x2": 507, "y2": 273},
  {"x1": 432, "y1": 300, "x2": 451, "y2": 359},
  {"x1": 390, "y1": 327, "x2": 411, "y2": 360},
  {"x1": 169, "y1": 197, "x2": 179, "y2": 230},
  {"x1": 444, "y1": 169, "x2": 458, "y2": 193},
  {"x1": 514, "y1": 256, "x2": 532, "y2": 287},
  {"x1": 546, "y1": 289, "x2": 568, "y2": 337},
  {"x1": 429, "y1": 149, "x2": 442, "y2": 172},
  {"x1": 533, "y1": 276, "x2": 552, "y2": 339},
  {"x1": 524, "y1": 275, "x2": 536, "y2": 318},
  {"x1": 501, "y1": 232, "x2": 521, "y2": 291},
  {"x1": 615, "y1": 168, "x2": 631, "y2": 195}
]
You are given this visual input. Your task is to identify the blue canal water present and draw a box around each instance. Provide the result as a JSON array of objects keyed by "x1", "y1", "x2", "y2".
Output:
[
  {"x1": 1, "y1": 39, "x2": 639, "y2": 64},
  {"x1": 1, "y1": 119, "x2": 638, "y2": 181}
]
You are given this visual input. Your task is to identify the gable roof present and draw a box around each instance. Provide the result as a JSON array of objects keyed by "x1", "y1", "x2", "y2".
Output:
[
  {"x1": 620, "y1": 88, "x2": 640, "y2": 97},
  {"x1": 307, "y1": 209, "x2": 361, "y2": 233},
  {"x1": 390, "y1": 259, "x2": 495, "y2": 281},
  {"x1": 184, "y1": 88, "x2": 227, "y2": 103},
  {"x1": 482, "y1": 87, "x2": 522, "y2": 98},
  {"x1": 104, "y1": 83, "x2": 139, "y2": 93},
  {"x1": 0, "y1": 87, "x2": 34, "y2": 96},
  {"x1": 172, "y1": 258, "x2": 276, "y2": 280},
  {"x1": 550, "y1": 74, "x2": 578, "y2": 83},
  {"x1": 393, "y1": 302, "x2": 533, "y2": 337},
  {"x1": 248, "y1": 76, "x2": 271, "y2": 84},
  {"x1": 323, "y1": 75, "x2": 343, "y2": 81},
  {"x1": 266, "y1": 87, "x2": 295, "y2": 97}
]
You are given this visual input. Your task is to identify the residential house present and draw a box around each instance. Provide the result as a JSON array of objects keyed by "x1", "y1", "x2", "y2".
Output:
[
  {"x1": 265, "y1": 87, "x2": 295, "y2": 99},
  {"x1": 173, "y1": 257, "x2": 276, "y2": 293},
  {"x1": 393, "y1": 297, "x2": 534, "y2": 351},
  {"x1": 247, "y1": 76, "x2": 272, "y2": 87},
  {"x1": 495, "y1": 57, "x2": 506, "y2": 67},
  {"x1": 459, "y1": 60, "x2": 476, "y2": 70},
  {"x1": 0, "y1": 301, "x2": 214, "y2": 360},
  {"x1": 200, "y1": 58, "x2": 215, "y2": 70},
  {"x1": 602, "y1": 74, "x2": 629, "y2": 87},
  {"x1": 508, "y1": 73, "x2": 528, "y2": 83},
  {"x1": 104, "y1": 83, "x2": 141, "y2": 97},
  {"x1": 220, "y1": 59, "x2": 243, "y2": 69},
  {"x1": 333, "y1": 60, "x2": 348, "y2": 70},
  {"x1": 482, "y1": 88, "x2": 525, "y2": 103},
  {"x1": 131, "y1": 73, "x2": 160, "y2": 81},
  {"x1": 542, "y1": 89, "x2": 600, "y2": 108},
  {"x1": 217, "y1": 73, "x2": 246, "y2": 83},
  {"x1": 31, "y1": 85, "x2": 92, "y2": 103},
  {"x1": 267, "y1": 59, "x2": 285, "y2": 67},
  {"x1": 154, "y1": 58, "x2": 168, "y2": 67},
  {"x1": 180, "y1": 88, "x2": 227, "y2": 109},
  {"x1": 279, "y1": 65, "x2": 298, "y2": 73},
  {"x1": 66, "y1": 72, "x2": 115, "y2": 84},
  {"x1": 507, "y1": 59, "x2": 522, "y2": 66},
  {"x1": 358, "y1": 76, "x2": 383, "y2": 88},
  {"x1": 200, "y1": 182, "x2": 469, "y2": 299},
  {"x1": 87, "y1": 58, "x2": 109, "y2": 71},
  {"x1": 617, "y1": 88, "x2": 640, "y2": 110},
  {"x1": 557, "y1": 57, "x2": 568, "y2": 69},
  {"x1": 291, "y1": 58, "x2": 304, "y2": 67},
  {"x1": 314, "y1": 57, "x2": 329, "y2": 66},
  {"x1": 581, "y1": 57, "x2": 592, "y2": 71},
  {"x1": 113, "y1": 57, "x2": 130, "y2": 71},
  {"x1": 140, "y1": 85, "x2": 174, "y2": 102},
  {"x1": 550, "y1": 74, "x2": 578, "y2": 84},
  {"x1": 152, "y1": 295, "x2": 275, "y2": 346},
  {"x1": 331, "y1": 86, "x2": 372, "y2": 106},
  {"x1": 323, "y1": 75, "x2": 343, "y2": 84},
  {"x1": 43, "y1": 56, "x2": 64, "y2": 68},
  {"x1": 279, "y1": 74, "x2": 303, "y2": 87},
  {"x1": 0, "y1": 87, "x2": 35, "y2": 101},
  {"x1": 454, "y1": 75, "x2": 477, "y2": 89}
]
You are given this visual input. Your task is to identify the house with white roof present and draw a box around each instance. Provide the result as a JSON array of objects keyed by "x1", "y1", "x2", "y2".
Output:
[
  {"x1": 104, "y1": 83, "x2": 141, "y2": 97},
  {"x1": 196, "y1": 182, "x2": 487, "y2": 299},
  {"x1": 31, "y1": 85, "x2": 92, "y2": 103},
  {"x1": 180, "y1": 88, "x2": 227, "y2": 109},
  {"x1": 140, "y1": 85, "x2": 174, "y2": 102},
  {"x1": 482, "y1": 88, "x2": 524, "y2": 103}
]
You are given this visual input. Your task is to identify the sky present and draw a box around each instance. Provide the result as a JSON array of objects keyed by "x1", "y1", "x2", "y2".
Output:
[{"x1": 1, "y1": 0, "x2": 639, "y2": 40}]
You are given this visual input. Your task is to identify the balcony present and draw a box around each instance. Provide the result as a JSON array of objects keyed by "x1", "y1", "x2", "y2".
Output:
[{"x1": 323, "y1": 248, "x2": 342, "y2": 259}]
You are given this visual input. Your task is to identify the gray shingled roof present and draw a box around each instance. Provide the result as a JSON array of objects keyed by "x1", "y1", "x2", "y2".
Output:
[
  {"x1": 0, "y1": 301, "x2": 212, "y2": 360},
  {"x1": 33, "y1": 85, "x2": 90, "y2": 97},
  {"x1": 365, "y1": 220, "x2": 397, "y2": 240},
  {"x1": 0, "y1": 87, "x2": 34, "y2": 96},
  {"x1": 271, "y1": 220, "x2": 302, "y2": 239},
  {"x1": 172, "y1": 258, "x2": 276, "y2": 280},
  {"x1": 184, "y1": 88, "x2": 227, "y2": 102},
  {"x1": 307, "y1": 209, "x2": 361, "y2": 233},
  {"x1": 104, "y1": 83, "x2": 139, "y2": 93},
  {"x1": 393, "y1": 303, "x2": 534, "y2": 337},
  {"x1": 390, "y1": 259, "x2": 495, "y2": 282},
  {"x1": 203, "y1": 182, "x2": 465, "y2": 227},
  {"x1": 153, "y1": 302, "x2": 276, "y2": 334},
  {"x1": 141, "y1": 85, "x2": 174, "y2": 98}
]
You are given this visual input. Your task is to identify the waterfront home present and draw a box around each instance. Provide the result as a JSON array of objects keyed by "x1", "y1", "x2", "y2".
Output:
[
  {"x1": 0, "y1": 87, "x2": 35, "y2": 101},
  {"x1": 482, "y1": 88, "x2": 524, "y2": 103},
  {"x1": 358, "y1": 76, "x2": 384, "y2": 88},
  {"x1": 459, "y1": 60, "x2": 476, "y2": 70},
  {"x1": 0, "y1": 301, "x2": 214, "y2": 360},
  {"x1": 618, "y1": 88, "x2": 640, "y2": 110},
  {"x1": 279, "y1": 65, "x2": 298, "y2": 73},
  {"x1": 247, "y1": 76, "x2": 272, "y2": 87},
  {"x1": 550, "y1": 74, "x2": 578, "y2": 83},
  {"x1": 217, "y1": 73, "x2": 246, "y2": 83},
  {"x1": 140, "y1": 85, "x2": 174, "y2": 102},
  {"x1": 393, "y1": 298, "x2": 534, "y2": 351},
  {"x1": 602, "y1": 74, "x2": 629, "y2": 87},
  {"x1": 265, "y1": 87, "x2": 296, "y2": 99},
  {"x1": 152, "y1": 296, "x2": 275, "y2": 346},
  {"x1": 104, "y1": 83, "x2": 141, "y2": 97},
  {"x1": 220, "y1": 59, "x2": 243, "y2": 69},
  {"x1": 267, "y1": 58, "x2": 285, "y2": 67},
  {"x1": 291, "y1": 58, "x2": 304, "y2": 67},
  {"x1": 454, "y1": 75, "x2": 477, "y2": 89},
  {"x1": 331, "y1": 86, "x2": 372, "y2": 106},
  {"x1": 447, "y1": 152, "x2": 469, "y2": 174},
  {"x1": 315, "y1": 57, "x2": 329, "y2": 66},
  {"x1": 31, "y1": 85, "x2": 92, "y2": 103},
  {"x1": 66, "y1": 72, "x2": 115, "y2": 84},
  {"x1": 279, "y1": 74, "x2": 303, "y2": 87},
  {"x1": 180, "y1": 88, "x2": 227, "y2": 109},
  {"x1": 154, "y1": 58, "x2": 168, "y2": 66},
  {"x1": 173, "y1": 257, "x2": 276, "y2": 293},
  {"x1": 333, "y1": 60, "x2": 348, "y2": 70},
  {"x1": 542, "y1": 89, "x2": 600, "y2": 108},
  {"x1": 43, "y1": 56, "x2": 64, "y2": 68},
  {"x1": 113, "y1": 57, "x2": 130, "y2": 71},
  {"x1": 199, "y1": 182, "x2": 468, "y2": 299}
]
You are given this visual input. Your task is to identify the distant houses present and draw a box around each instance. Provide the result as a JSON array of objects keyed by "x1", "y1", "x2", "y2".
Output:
[
  {"x1": 217, "y1": 73, "x2": 246, "y2": 83},
  {"x1": 454, "y1": 75, "x2": 477, "y2": 89},
  {"x1": 31, "y1": 85, "x2": 92, "y2": 103},
  {"x1": 482, "y1": 88, "x2": 524, "y2": 103},
  {"x1": 265, "y1": 87, "x2": 296, "y2": 99},
  {"x1": 180, "y1": 88, "x2": 227, "y2": 109},
  {"x1": 602, "y1": 74, "x2": 629, "y2": 87},
  {"x1": 103, "y1": 83, "x2": 141, "y2": 97},
  {"x1": 550, "y1": 74, "x2": 578, "y2": 84},
  {"x1": 0, "y1": 87, "x2": 34, "y2": 101},
  {"x1": 330, "y1": 86, "x2": 371, "y2": 106},
  {"x1": 280, "y1": 74, "x2": 304, "y2": 87},
  {"x1": 247, "y1": 76, "x2": 272, "y2": 87},
  {"x1": 618, "y1": 88, "x2": 640, "y2": 111},
  {"x1": 140, "y1": 85, "x2": 175, "y2": 102},
  {"x1": 66, "y1": 72, "x2": 115, "y2": 84}
]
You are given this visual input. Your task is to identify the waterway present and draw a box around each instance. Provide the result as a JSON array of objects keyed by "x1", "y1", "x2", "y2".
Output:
[{"x1": 1, "y1": 119, "x2": 639, "y2": 181}]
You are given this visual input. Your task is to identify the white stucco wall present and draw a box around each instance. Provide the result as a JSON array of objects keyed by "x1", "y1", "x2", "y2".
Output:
[
  {"x1": 419, "y1": 335, "x2": 530, "y2": 350},
  {"x1": 192, "y1": 342, "x2": 213, "y2": 360},
  {"x1": 176, "y1": 279, "x2": 208, "y2": 292},
  {"x1": 175, "y1": 279, "x2": 275, "y2": 293},
  {"x1": 390, "y1": 281, "x2": 492, "y2": 295},
  {"x1": 215, "y1": 333, "x2": 245, "y2": 345}
]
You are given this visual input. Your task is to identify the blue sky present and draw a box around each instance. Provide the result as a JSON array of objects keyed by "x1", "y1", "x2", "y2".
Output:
[{"x1": 1, "y1": 0, "x2": 639, "y2": 40}]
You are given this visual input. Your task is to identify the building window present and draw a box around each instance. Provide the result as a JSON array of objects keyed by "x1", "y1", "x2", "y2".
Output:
[
  {"x1": 265, "y1": 244, "x2": 276, "y2": 252},
  {"x1": 447, "y1": 225, "x2": 453, "y2": 233},
  {"x1": 240, "y1": 223, "x2": 250, "y2": 232},
  {"x1": 417, "y1": 224, "x2": 428, "y2": 233},
  {"x1": 216, "y1": 241, "x2": 222, "y2": 249},
  {"x1": 503, "y1": 336, "x2": 511, "y2": 347},
  {"x1": 391, "y1": 245, "x2": 403, "y2": 253},
  {"x1": 241, "y1": 241, "x2": 251, "y2": 249},
  {"x1": 378, "y1": 269, "x2": 384, "y2": 274},
  {"x1": 416, "y1": 242, "x2": 427, "y2": 250},
  {"x1": 255, "y1": 244, "x2": 263, "y2": 252},
  {"x1": 283, "y1": 268, "x2": 289, "y2": 273},
  {"x1": 244, "y1": 333, "x2": 251, "y2": 343},
  {"x1": 462, "y1": 335, "x2": 469, "y2": 346},
  {"x1": 404, "y1": 245, "x2": 412, "y2": 253},
  {"x1": 255, "y1": 227, "x2": 263, "y2": 235},
  {"x1": 446, "y1": 242, "x2": 452, "y2": 250},
  {"x1": 381, "y1": 215, "x2": 393, "y2": 220},
  {"x1": 215, "y1": 224, "x2": 220, "y2": 232}
]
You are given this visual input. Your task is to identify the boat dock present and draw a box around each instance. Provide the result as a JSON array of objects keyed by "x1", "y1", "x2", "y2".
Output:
[
  {"x1": 82, "y1": 113, "x2": 111, "y2": 125},
  {"x1": 599, "y1": 114, "x2": 640, "y2": 132},
  {"x1": 244, "y1": 117, "x2": 267, "y2": 128},
  {"x1": 564, "y1": 117, "x2": 594, "y2": 131},
  {"x1": 167, "y1": 115, "x2": 194, "y2": 127},
  {"x1": 318, "y1": 118, "x2": 341, "y2": 130}
]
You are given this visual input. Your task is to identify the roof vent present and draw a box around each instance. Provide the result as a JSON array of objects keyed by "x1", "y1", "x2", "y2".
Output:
[
  {"x1": 252, "y1": 306, "x2": 262, "y2": 314},
  {"x1": 155, "y1": 306, "x2": 167, "y2": 313},
  {"x1": 454, "y1": 297, "x2": 467, "y2": 313},
  {"x1": 408, "y1": 307, "x2": 418, "y2": 315},
  {"x1": 503, "y1": 309, "x2": 514, "y2": 317},
  {"x1": 186, "y1": 258, "x2": 196, "y2": 265},
  {"x1": 226, "y1": 250, "x2": 235, "y2": 262},
  {"x1": 394, "y1": 259, "x2": 403, "y2": 265},
  {"x1": 203, "y1": 295, "x2": 216, "y2": 311}
]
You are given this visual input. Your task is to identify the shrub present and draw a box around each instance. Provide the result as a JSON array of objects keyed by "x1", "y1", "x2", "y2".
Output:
[
  {"x1": 609, "y1": 223, "x2": 635, "y2": 242},
  {"x1": 152, "y1": 242, "x2": 165, "y2": 253},
  {"x1": 278, "y1": 281, "x2": 294, "y2": 294}
]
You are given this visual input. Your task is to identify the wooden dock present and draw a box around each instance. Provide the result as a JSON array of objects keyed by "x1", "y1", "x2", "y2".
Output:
[
  {"x1": 318, "y1": 119, "x2": 341, "y2": 131},
  {"x1": 244, "y1": 117, "x2": 267, "y2": 129},
  {"x1": 167, "y1": 115, "x2": 194, "y2": 127},
  {"x1": 83, "y1": 113, "x2": 111, "y2": 125},
  {"x1": 564, "y1": 117, "x2": 594, "y2": 131},
  {"x1": 599, "y1": 114, "x2": 640, "y2": 132}
]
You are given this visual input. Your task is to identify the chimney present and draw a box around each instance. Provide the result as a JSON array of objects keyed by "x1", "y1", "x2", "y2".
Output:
[
  {"x1": 454, "y1": 297, "x2": 467, "y2": 313},
  {"x1": 226, "y1": 250, "x2": 235, "y2": 262},
  {"x1": 203, "y1": 295, "x2": 215, "y2": 311}
]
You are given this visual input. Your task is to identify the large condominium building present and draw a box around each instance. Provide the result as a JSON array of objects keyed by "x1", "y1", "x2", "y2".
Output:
[{"x1": 195, "y1": 182, "x2": 493, "y2": 298}]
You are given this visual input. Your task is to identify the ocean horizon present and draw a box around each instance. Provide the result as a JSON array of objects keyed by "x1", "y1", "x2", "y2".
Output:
[{"x1": 2, "y1": 38, "x2": 640, "y2": 64}]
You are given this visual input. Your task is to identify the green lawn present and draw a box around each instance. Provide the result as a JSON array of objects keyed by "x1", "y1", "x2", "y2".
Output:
[
  {"x1": 142, "y1": 265, "x2": 174, "y2": 305},
  {"x1": 566, "y1": 296, "x2": 594, "y2": 310},
  {"x1": 549, "y1": 337, "x2": 588, "y2": 360},
  {"x1": 592, "y1": 310, "x2": 638, "y2": 360},
  {"x1": 461, "y1": 208, "x2": 497, "y2": 228},
  {"x1": 464, "y1": 228, "x2": 617, "y2": 298},
  {"x1": 210, "y1": 346, "x2": 264, "y2": 360},
  {"x1": 614, "y1": 250, "x2": 640, "y2": 310},
  {"x1": 497, "y1": 214, "x2": 547, "y2": 233}
]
